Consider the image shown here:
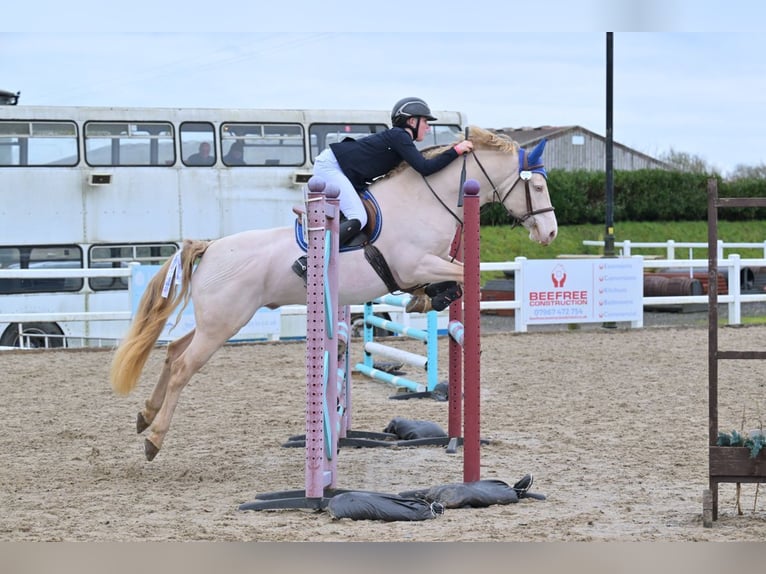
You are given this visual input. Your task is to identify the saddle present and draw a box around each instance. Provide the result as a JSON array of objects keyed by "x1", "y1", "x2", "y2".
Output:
[{"x1": 293, "y1": 189, "x2": 382, "y2": 253}]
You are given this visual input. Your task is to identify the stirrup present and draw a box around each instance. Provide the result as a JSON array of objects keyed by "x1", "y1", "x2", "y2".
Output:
[{"x1": 292, "y1": 256, "x2": 307, "y2": 285}]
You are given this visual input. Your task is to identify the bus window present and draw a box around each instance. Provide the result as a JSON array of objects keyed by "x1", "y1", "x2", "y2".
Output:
[
  {"x1": 89, "y1": 243, "x2": 178, "y2": 291},
  {"x1": 416, "y1": 124, "x2": 462, "y2": 149},
  {"x1": 308, "y1": 123, "x2": 387, "y2": 162},
  {"x1": 181, "y1": 122, "x2": 216, "y2": 166},
  {"x1": 221, "y1": 123, "x2": 304, "y2": 166},
  {"x1": 0, "y1": 120, "x2": 78, "y2": 166},
  {"x1": 84, "y1": 121, "x2": 175, "y2": 166},
  {"x1": 0, "y1": 245, "x2": 83, "y2": 294}
]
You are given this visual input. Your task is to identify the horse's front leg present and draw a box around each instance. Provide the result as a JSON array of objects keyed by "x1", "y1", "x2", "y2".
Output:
[
  {"x1": 397, "y1": 255, "x2": 465, "y2": 313},
  {"x1": 399, "y1": 254, "x2": 464, "y2": 286},
  {"x1": 136, "y1": 330, "x2": 195, "y2": 434}
]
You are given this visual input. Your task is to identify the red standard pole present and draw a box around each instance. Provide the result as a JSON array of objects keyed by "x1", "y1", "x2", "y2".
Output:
[{"x1": 462, "y1": 179, "x2": 481, "y2": 482}]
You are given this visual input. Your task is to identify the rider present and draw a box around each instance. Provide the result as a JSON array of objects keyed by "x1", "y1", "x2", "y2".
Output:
[{"x1": 292, "y1": 96, "x2": 474, "y2": 281}]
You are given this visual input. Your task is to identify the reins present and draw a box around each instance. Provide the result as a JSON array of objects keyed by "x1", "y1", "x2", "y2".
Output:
[
  {"x1": 420, "y1": 145, "x2": 555, "y2": 232},
  {"x1": 458, "y1": 127, "x2": 469, "y2": 207},
  {"x1": 369, "y1": 136, "x2": 554, "y2": 294}
]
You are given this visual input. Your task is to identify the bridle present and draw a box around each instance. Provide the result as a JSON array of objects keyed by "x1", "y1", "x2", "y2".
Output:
[
  {"x1": 471, "y1": 150, "x2": 555, "y2": 228},
  {"x1": 422, "y1": 147, "x2": 555, "y2": 229}
]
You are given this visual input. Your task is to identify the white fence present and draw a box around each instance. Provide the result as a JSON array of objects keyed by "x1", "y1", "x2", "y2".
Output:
[
  {"x1": 2, "y1": 253, "x2": 766, "y2": 348},
  {"x1": 583, "y1": 239, "x2": 766, "y2": 260}
]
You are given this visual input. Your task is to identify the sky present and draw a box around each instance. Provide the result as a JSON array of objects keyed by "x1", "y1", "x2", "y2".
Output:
[{"x1": 3, "y1": 2, "x2": 766, "y2": 177}]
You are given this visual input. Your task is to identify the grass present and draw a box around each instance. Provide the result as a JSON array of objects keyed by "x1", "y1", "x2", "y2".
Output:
[{"x1": 480, "y1": 219, "x2": 766, "y2": 283}]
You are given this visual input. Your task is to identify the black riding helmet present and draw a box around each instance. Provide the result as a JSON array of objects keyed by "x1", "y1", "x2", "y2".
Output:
[{"x1": 391, "y1": 97, "x2": 438, "y2": 127}]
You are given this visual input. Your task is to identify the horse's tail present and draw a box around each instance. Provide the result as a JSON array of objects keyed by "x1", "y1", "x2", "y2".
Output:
[{"x1": 109, "y1": 239, "x2": 211, "y2": 396}]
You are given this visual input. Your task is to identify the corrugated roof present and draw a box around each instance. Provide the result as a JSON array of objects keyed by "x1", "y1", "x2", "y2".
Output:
[
  {"x1": 491, "y1": 124, "x2": 669, "y2": 167},
  {"x1": 492, "y1": 125, "x2": 577, "y2": 145}
]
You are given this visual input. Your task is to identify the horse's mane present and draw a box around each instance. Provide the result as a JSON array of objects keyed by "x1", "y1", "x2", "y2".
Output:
[{"x1": 384, "y1": 125, "x2": 519, "y2": 179}]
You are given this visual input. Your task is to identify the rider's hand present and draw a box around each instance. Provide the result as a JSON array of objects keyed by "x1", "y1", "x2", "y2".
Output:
[{"x1": 454, "y1": 140, "x2": 474, "y2": 155}]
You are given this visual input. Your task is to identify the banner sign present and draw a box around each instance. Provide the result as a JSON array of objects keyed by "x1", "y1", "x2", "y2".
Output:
[{"x1": 522, "y1": 258, "x2": 643, "y2": 324}]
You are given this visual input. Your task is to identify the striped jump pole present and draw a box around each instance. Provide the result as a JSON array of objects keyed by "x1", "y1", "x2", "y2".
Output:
[{"x1": 355, "y1": 294, "x2": 440, "y2": 394}]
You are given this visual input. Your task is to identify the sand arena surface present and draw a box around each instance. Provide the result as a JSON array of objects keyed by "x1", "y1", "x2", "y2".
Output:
[{"x1": 2, "y1": 324, "x2": 766, "y2": 541}]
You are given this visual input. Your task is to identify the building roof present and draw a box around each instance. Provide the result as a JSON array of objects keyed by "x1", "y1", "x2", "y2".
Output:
[
  {"x1": 493, "y1": 125, "x2": 574, "y2": 146},
  {"x1": 491, "y1": 124, "x2": 668, "y2": 167}
]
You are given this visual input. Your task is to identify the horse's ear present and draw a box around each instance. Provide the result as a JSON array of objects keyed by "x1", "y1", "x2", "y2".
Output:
[{"x1": 527, "y1": 138, "x2": 547, "y2": 165}]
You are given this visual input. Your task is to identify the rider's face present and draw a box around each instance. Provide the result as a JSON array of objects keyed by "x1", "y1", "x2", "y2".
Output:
[{"x1": 408, "y1": 117, "x2": 431, "y2": 142}]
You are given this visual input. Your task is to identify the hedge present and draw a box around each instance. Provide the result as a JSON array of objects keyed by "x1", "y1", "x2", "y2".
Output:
[{"x1": 480, "y1": 170, "x2": 766, "y2": 226}]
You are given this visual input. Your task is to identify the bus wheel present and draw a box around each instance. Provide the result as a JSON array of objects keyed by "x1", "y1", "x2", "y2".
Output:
[{"x1": 0, "y1": 322, "x2": 65, "y2": 349}]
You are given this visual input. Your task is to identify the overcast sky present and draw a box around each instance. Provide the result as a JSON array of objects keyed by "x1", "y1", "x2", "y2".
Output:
[{"x1": 3, "y1": 2, "x2": 766, "y2": 176}]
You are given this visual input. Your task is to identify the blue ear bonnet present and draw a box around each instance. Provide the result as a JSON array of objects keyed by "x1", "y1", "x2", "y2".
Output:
[{"x1": 519, "y1": 137, "x2": 548, "y2": 179}]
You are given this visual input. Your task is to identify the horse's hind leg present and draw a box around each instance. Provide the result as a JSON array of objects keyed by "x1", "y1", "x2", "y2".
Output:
[
  {"x1": 136, "y1": 329, "x2": 195, "y2": 434},
  {"x1": 143, "y1": 332, "x2": 224, "y2": 461}
]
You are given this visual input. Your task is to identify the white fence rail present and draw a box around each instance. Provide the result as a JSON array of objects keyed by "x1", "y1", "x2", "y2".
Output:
[
  {"x1": 639, "y1": 255, "x2": 766, "y2": 325},
  {"x1": 583, "y1": 239, "x2": 766, "y2": 260},
  {"x1": 2, "y1": 255, "x2": 766, "y2": 348}
]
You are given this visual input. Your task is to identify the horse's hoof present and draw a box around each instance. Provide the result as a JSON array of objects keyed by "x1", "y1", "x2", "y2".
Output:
[
  {"x1": 136, "y1": 412, "x2": 150, "y2": 434},
  {"x1": 405, "y1": 294, "x2": 431, "y2": 313},
  {"x1": 144, "y1": 439, "x2": 160, "y2": 461}
]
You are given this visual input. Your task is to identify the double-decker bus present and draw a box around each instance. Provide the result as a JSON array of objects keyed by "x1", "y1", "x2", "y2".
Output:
[{"x1": 0, "y1": 101, "x2": 466, "y2": 348}]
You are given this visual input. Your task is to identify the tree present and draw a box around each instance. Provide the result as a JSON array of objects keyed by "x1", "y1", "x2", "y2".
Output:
[
  {"x1": 729, "y1": 163, "x2": 766, "y2": 180},
  {"x1": 658, "y1": 147, "x2": 717, "y2": 175}
]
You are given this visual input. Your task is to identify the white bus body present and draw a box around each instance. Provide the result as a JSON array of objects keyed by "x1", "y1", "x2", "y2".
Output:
[{"x1": 0, "y1": 104, "x2": 466, "y2": 348}]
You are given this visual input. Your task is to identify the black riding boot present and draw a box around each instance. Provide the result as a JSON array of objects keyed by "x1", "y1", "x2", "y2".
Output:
[{"x1": 292, "y1": 219, "x2": 362, "y2": 283}]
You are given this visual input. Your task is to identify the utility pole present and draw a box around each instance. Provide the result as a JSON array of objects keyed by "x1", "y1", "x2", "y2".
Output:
[
  {"x1": 603, "y1": 32, "x2": 617, "y2": 329},
  {"x1": 605, "y1": 32, "x2": 615, "y2": 257}
]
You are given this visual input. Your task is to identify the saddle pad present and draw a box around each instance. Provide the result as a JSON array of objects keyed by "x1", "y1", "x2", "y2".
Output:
[{"x1": 294, "y1": 189, "x2": 382, "y2": 253}]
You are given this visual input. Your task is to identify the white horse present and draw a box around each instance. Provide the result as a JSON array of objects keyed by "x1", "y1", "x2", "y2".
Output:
[{"x1": 109, "y1": 126, "x2": 558, "y2": 460}]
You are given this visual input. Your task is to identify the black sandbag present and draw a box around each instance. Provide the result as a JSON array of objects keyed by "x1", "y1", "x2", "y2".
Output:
[
  {"x1": 327, "y1": 491, "x2": 444, "y2": 522},
  {"x1": 401, "y1": 479, "x2": 531, "y2": 509},
  {"x1": 383, "y1": 417, "x2": 448, "y2": 440},
  {"x1": 430, "y1": 382, "x2": 449, "y2": 402}
]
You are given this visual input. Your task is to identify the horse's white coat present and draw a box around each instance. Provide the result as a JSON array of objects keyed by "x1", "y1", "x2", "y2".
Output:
[{"x1": 111, "y1": 127, "x2": 557, "y2": 459}]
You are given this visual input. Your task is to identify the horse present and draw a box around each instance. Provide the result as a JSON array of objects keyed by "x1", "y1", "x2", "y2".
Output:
[{"x1": 109, "y1": 126, "x2": 558, "y2": 461}]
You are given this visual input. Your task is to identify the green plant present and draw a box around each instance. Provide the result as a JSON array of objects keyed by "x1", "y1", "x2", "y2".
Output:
[{"x1": 717, "y1": 430, "x2": 766, "y2": 458}]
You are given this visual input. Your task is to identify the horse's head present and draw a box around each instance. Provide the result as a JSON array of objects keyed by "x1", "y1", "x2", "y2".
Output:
[{"x1": 467, "y1": 128, "x2": 558, "y2": 246}]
